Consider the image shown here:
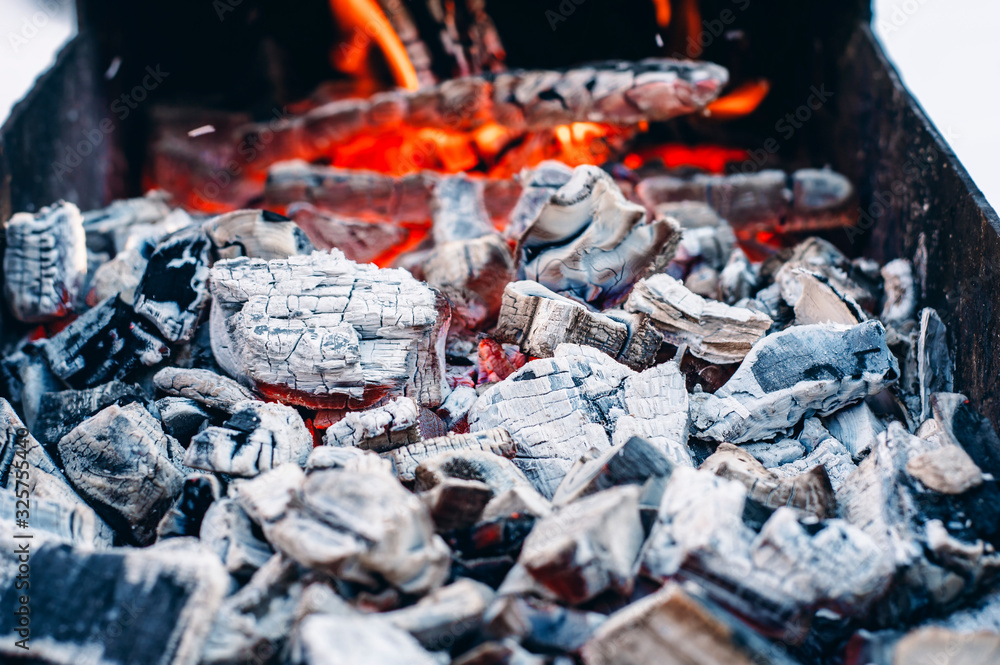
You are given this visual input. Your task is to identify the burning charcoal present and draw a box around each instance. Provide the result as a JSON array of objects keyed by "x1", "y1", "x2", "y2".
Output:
[
  {"x1": 384, "y1": 578, "x2": 495, "y2": 649},
  {"x1": 210, "y1": 250, "x2": 450, "y2": 408},
  {"x1": 516, "y1": 165, "x2": 680, "y2": 308},
  {"x1": 506, "y1": 160, "x2": 574, "y2": 240},
  {"x1": 824, "y1": 400, "x2": 886, "y2": 460},
  {"x1": 846, "y1": 626, "x2": 1000, "y2": 665},
  {"x1": 495, "y1": 280, "x2": 662, "y2": 370},
  {"x1": 33, "y1": 380, "x2": 147, "y2": 452},
  {"x1": 3, "y1": 200, "x2": 87, "y2": 322},
  {"x1": 580, "y1": 582, "x2": 801, "y2": 665},
  {"x1": 289, "y1": 203, "x2": 409, "y2": 263},
  {"x1": 384, "y1": 428, "x2": 516, "y2": 483},
  {"x1": 880, "y1": 258, "x2": 917, "y2": 327},
  {"x1": 57, "y1": 402, "x2": 184, "y2": 545},
  {"x1": 776, "y1": 267, "x2": 866, "y2": 326},
  {"x1": 44, "y1": 296, "x2": 170, "y2": 389},
  {"x1": 636, "y1": 168, "x2": 856, "y2": 232},
  {"x1": 186, "y1": 401, "x2": 312, "y2": 477},
  {"x1": 437, "y1": 384, "x2": 478, "y2": 430},
  {"x1": 700, "y1": 443, "x2": 837, "y2": 519},
  {"x1": 625, "y1": 273, "x2": 772, "y2": 364},
  {"x1": 517, "y1": 486, "x2": 644, "y2": 604},
  {"x1": 88, "y1": 243, "x2": 151, "y2": 304},
  {"x1": 742, "y1": 438, "x2": 806, "y2": 467},
  {"x1": 719, "y1": 247, "x2": 758, "y2": 304},
  {"x1": 133, "y1": 228, "x2": 213, "y2": 342},
  {"x1": 237, "y1": 465, "x2": 450, "y2": 594},
  {"x1": 420, "y1": 475, "x2": 493, "y2": 531},
  {"x1": 484, "y1": 593, "x2": 606, "y2": 653},
  {"x1": 157, "y1": 472, "x2": 222, "y2": 539},
  {"x1": 477, "y1": 337, "x2": 527, "y2": 384},
  {"x1": 642, "y1": 468, "x2": 892, "y2": 639},
  {"x1": 253, "y1": 59, "x2": 728, "y2": 167},
  {"x1": 691, "y1": 320, "x2": 899, "y2": 443},
  {"x1": 552, "y1": 435, "x2": 675, "y2": 507},
  {"x1": 153, "y1": 366, "x2": 258, "y2": 412},
  {"x1": 424, "y1": 233, "x2": 515, "y2": 331},
  {"x1": 294, "y1": 613, "x2": 439, "y2": 665},
  {"x1": 323, "y1": 396, "x2": 421, "y2": 452},
  {"x1": 0, "y1": 541, "x2": 227, "y2": 664},
  {"x1": 307, "y1": 445, "x2": 393, "y2": 475},
  {"x1": 469, "y1": 345, "x2": 691, "y2": 497},
  {"x1": 200, "y1": 497, "x2": 273, "y2": 579},
  {"x1": 156, "y1": 396, "x2": 211, "y2": 443},
  {"x1": 203, "y1": 208, "x2": 312, "y2": 261}
]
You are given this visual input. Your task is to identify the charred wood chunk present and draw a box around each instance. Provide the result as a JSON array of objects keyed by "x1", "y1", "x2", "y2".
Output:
[
  {"x1": 929, "y1": 392, "x2": 1000, "y2": 477},
  {"x1": 57, "y1": 402, "x2": 184, "y2": 545},
  {"x1": 0, "y1": 542, "x2": 228, "y2": 665},
  {"x1": 915, "y1": 308, "x2": 953, "y2": 422},
  {"x1": 384, "y1": 428, "x2": 516, "y2": 483},
  {"x1": 453, "y1": 640, "x2": 546, "y2": 665},
  {"x1": 81, "y1": 191, "x2": 173, "y2": 254},
  {"x1": 323, "y1": 396, "x2": 421, "y2": 452},
  {"x1": 700, "y1": 443, "x2": 837, "y2": 520},
  {"x1": 625, "y1": 273, "x2": 772, "y2": 364},
  {"x1": 4, "y1": 200, "x2": 87, "y2": 322},
  {"x1": 431, "y1": 173, "x2": 495, "y2": 244},
  {"x1": 824, "y1": 400, "x2": 886, "y2": 461},
  {"x1": 552, "y1": 436, "x2": 675, "y2": 507},
  {"x1": 156, "y1": 472, "x2": 222, "y2": 539},
  {"x1": 720, "y1": 247, "x2": 758, "y2": 305},
  {"x1": 691, "y1": 320, "x2": 899, "y2": 443},
  {"x1": 495, "y1": 280, "x2": 662, "y2": 370},
  {"x1": 580, "y1": 582, "x2": 801, "y2": 665},
  {"x1": 89, "y1": 243, "x2": 151, "y2": 305},
  {"x1": 307, "y1": 444, "x2": 394, "y2": 475},
  {"x1": 436, "y1": 383, "x2": 478, "y2": 430},
  {"x1": 385, "y1": 578, "x2": 495, "y2": 650},
  {"x1": 153, "y1": 366, "x2": 258, "y2": 412},
  {"x1": 469, "y1": 345, "x2": 690, "y2": 498},
  {"x1": 423, "y1": 234, "x2": 515, "y2": 331},
  {"x1": 660, "y1": 201, "x2": 735, "y2": 271},
  {"x1": 519, "y1": 486, "x2": 644, "y2": 605},
  {"x1": 210, "y1": 250, "x2": 450, "y2": 408},
  {"x1": 290, "y1": 203, "x2": 410, "y2": 264},
  {"x1": 517, "y1": 165, "x2": 679, "y2": 309},
  {"x1": 237, "y1": 465, "x2": 450, "y2": 594},
  {"x1": 776, "y1": 266, "x2": 866, "y2": 326},
  {"x1": 133, "y1": 229, "x2": 213, "y2": 342},
  {"x1": 203, "y1": 208, "x2": 313, "y2": 261},
  {"x1": 771, "y1": 425, "x2": 857, "y2": 493},
  {"x1": 34, "y1": 380, "x2": 147, "y2": 454},
  {"x1": 2, "y1": 341, "x2": 61, "y2": 430},
  {"x1": 296, "y1": 614, "x2": 439, "y2": 665},
  {"x1": 420, "y1": 476, "x2": 493, "y2": 532},
  {"x1": 186, "y1": 401, "x2": 312, "y2": 477},
  {"x1": 44, "y1": 296, "x2": 170, "y2": 389},
  {"x1": 199, "y1": 497, "x2": 273, "y2": 580},
  {"x1": 742, "y1": 438, "x2": 807, "y2": 468},
  {"x1": 155, "y1": 396, "x2": 211, "y2": 444},
  {"x1": 506, "y1": 160, "x2": 574, "y2": 240}
]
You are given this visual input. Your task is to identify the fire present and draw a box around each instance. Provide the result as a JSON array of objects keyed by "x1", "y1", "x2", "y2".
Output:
[
  {"x1": 623, "y1": 144, "x2": 748, "y2": 173},
  {"x1": 651, "y1": 0, "x2": 672, "y2": 27},
  {"x1": 705, "y1": 79, "x2": 771, "y2": 120},
  {"x1": 327, "y1": 0, "x2": 419, "y2": 92}
]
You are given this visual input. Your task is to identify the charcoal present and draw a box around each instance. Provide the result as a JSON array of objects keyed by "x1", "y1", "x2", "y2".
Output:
[
  {"x1": 204, "y1": 208, "x2": 312, "y2": 261},
  {"x1": 44, "y1": 296, "x2": 170, "y2": 389},
  {"x1": 0, "y1": 541, "x2": 228, "y2": 665},
  {"x1": 824, "y1": 400, "x2": 886, "y2": 460},
  {"x1": 495, "y1": 280, "x2": 662, "y2": 370},
  {"x1": 323, "y1": 396, "x2": 421, "y2": 452},
  {"x1": 452, "y1": 640, "x2": 546, "y2": 665},
  {"x1": 431, "y1": 173, "x2": 495, "y2": 244},
  {"x1": 3, "y1": 200, "x2": 87, "y2": 322},
  {"x1": 660, "y1": 201, "x2": 736, "y2": 271},
  {"x1": 719, "y1": 247, "x2": 758, "y2": 304},
  {"x1": 484, "y1": 593, "x2": 606, "y2": 652},
  {"x1": 516, "y1": 165, "x2": 679, "y2": 308},
  {"x1": 34, "y1": 380, "x2": 147, "y2": 452},
  {"x1": 683, "y1": 263, "x2": 720, "y2": 298},
  {"x1": 880, "y1": 258, "x2": 917, "y2": 327},
  {"x1": 57, "y1": 402, "x2": 184, "y2": 545},
  {"x1": 772, "y1": 424, "x2": 857, "y2": 492},
  {"x1": 580, "y1": 582, "x2": 802, "y2": 665},
  {"x1": 384, "y1": 428, "x2": 516, "y2": 483},
  {"x1": 200, "y1": 497, "x2": 273, "y2": 579},
  {"x1": 384, "y1": 578, "x2": 495, "y2": 649},
  {"x1": 468, "y1": 345, "x2": 691, "y2": 497},
  {"x1": 294, "y1": 613, "x2": 439, "y2": 665},
  {"x1": 625, "y1": 273, "x2": 772, "y2": 364},
  {"x1": 153, "y1": 366, "x2": 258, "y2": 412},
  {"x1": 89, "y1": 243, "x2": 151, "y2": 304},
  {"x1": 133, "y1": 228, "x2": 213, "y2": 342},
  {"x1": 156, "y1": 396, "x2": 211, "y2": 443},
  {"x1": 929, "y1": 392, "x2": 1000, "y2": 475},
  {"x1": 914, "y1": 308, "x2": 954, "y2": 421},
  {"x1": 186, "y1": 400, "x2": 312, "y2": 477},
  {"x1": 776, "y1": 266, "x2": 866, "y2": 326},
  {"x1": 307, "y1": 445, "x2": 393, "y2": 475},
  {"x1": 210, "y1": 250, "x2": 450, "y2": 408},
  {"x1": 81, "y1": 190, "x2": 175, "y2": 254},
  {"x1": 0, "y1": 490, "x2": 106, "y2": 548},
  {"x1": 845, "y1": 626, "x2": 1000, "y2": 665},
  {"x1": 236, "y1": 465, "x2": 450, "y2": 594},
  {"x1": 2, "y1": 341, "x2": 61, "y2": 429},
  {"x1": 423, "y1": 233, "x2": 515, "y2": 331},
  {"x1": 157, "y1": 472, "x2": 222, "y2": 539},
  {"x1": 771, "y1": 237, "x2": 877, "y2": 308},
  {"x1": 700, "y1": 443, "x2": 837, "y2": 519},
  {"x1": 518, "y1": 486, "x2": 644, "y2": 604},
  {"x1": 636, "y1": 168, "x2": 856, "y2": 233},
  {"x1": 691, "y1": 320, "x2": 899, "y2": 443},
  {"x1": 506, "y1": 160, "x2": 574, "y2": 240},
  {"x1": 742, "y1": 438, "x2": 806, "y2": 468},
  {"x1": 436, "y1": 384, "x2": 478, "y2": 430},
  {"x1": 421, "y1": 477, "x2": 494, "y2": 531},
  {"x1": 551, "y1": 435, "x2": 675, "y2": 507},
  {"x1": 289, "y1": 203, "x2": 409, "y2": 263}
]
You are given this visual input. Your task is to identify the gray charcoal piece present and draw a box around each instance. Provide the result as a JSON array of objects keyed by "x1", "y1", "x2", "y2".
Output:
[
  {"x1": 385, "y1": 578, "x2": 495, "y2": 649},
  {"x1": 552, "y1": 435, "x2": 675, "y2": 507},
  {"x1": 156, "y1": 473, "x2": 222, "y2": 540},
  {"x1": 34, "y1": 380, "x2": 147, "y2": 451},
  {"x1": 294, "y1": 614, "x2": 439, "y2": 665},
  {"x1": 323, "y1": 396, "x2": 421, "y2": 453},
  {"x1": 289, "y1": 203, "x2": 409, "y2": 264},
  {"x1": 155, "y1": 396, "x2": 211, "y2": 443},
  {"x1": 133, "y1": 229, "x2": 213, "y2": 342},
  {"x1": 199, "y1": 497, "x2": 273, "y2": 579},
  {"x1": 153, "y1": 366, "x2": 257, "y2": 412},
  {"x1": 383, "y1": 428, "x2": 516, "y2": 483},
  {"x1": 203, "y1": 208, "x2": 312, "y2": 261}
]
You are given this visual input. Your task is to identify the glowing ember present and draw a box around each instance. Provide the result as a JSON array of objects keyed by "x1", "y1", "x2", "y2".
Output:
[
  {"x1": 706, "y1": 79, "x2": 771, "y2": 120},
  {"x1": 623, "y1": 144, "x2": 748, "y2": 173}
]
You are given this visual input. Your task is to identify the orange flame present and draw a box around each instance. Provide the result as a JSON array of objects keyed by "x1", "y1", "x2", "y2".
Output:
[
  {"x1": 623, "y1": 144, "x2": 748, "y2": 173},
  {"x1": 328, "y1": 0, "x2": 420, "y2": 92},
  {"x1": 705, "y1": 79, "x2": 771, "y2": 120},
  {"x1": 651, "y1": 0, "x2": 671, "y2": 27}
]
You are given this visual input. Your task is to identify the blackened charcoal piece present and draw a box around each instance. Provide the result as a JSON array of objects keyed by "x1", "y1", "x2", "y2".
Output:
[
  {"x1": 153, "y1": 366, "x2": 257, "y2": 412},
  {"x1": 552, "y1": 436, "x2": 675, "y2": 507},
  {"x1": 581, "y1": 582, "x2": 802, "y2": 665},
  {"x1": 289, "y1": 203, "x2": 409, "y2": 264},
  {"x1": 384, "y1": 428, "x2": 516, "y2": 483},
  {"x1": 133, "y1": 229, "x2": 213, "y2": 342},
  {"x1": 516, "y1": 166, "x2": 680, "y2": 309},
  {"x1": 58, "y1": 402, "x2": 184, "y2": 545},
  {"x1": 210, "y1": 250, "x2": 450, "y2": 409},
  {"x1": 44, "y1": 296, "x2": 170, "y2": 389},
  {"x1": 0, "y1": 541, "x2": 227, "y2": 665},
  {"x1": 157, "y1": 473, "x2": 222, "y2": 539},
  {"x1": 929, "y1": 392, "x2": 1000, "y2": 476},
  {"x1": 691, "y1": 320, "x2": 899, "y2": 443},
  {"x1": 237, "y1": 465, "x2": 450, "y2": 594},
  {"x1": 200, "y1": 497, "x2": 273, "y2": 579},
  {"x1": 3, "y1": 200, "x2": 87, "y2": 322},
  {"x1": 384, "y1": 578, "x2": 495, "y2": 650},
  {"x1": 203, "y1": 208, "x2": 313, "y2": 261},
  {"x1": 156, "y1": 396, "x2": 211, "y2": 443},
  {"x1": 2, "y1": 340, "x2": 62, "y2": 429},
  {"x1": 625, "y1": 273, "x2": 772, "y2": 364},
  {"x1": 295, "y1": 613, "x2": 439, "y2": 665},
  {"x1": 89, "y1": 243, "x2": 151, "y2": 306},
  {"x1": 185, "y1": 400, "x2": 312, "y2": 477},
  {"x1": 34, "y1": 380, "x2": 147, "y2": 453},
  {"x1": 518, "y1": 486, "x2": 644, "y2": 605},
  {"x1": 496, "y1": 281, "x2": 662, "y2": 370},
  {"x1": 323, "y1": 396, "x2": 421, "y2": 452}
]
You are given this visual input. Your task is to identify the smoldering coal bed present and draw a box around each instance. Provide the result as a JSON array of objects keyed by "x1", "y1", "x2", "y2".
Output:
[{"x1": 1, "y1": 1, "x2": 1000, "y2": 665}]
